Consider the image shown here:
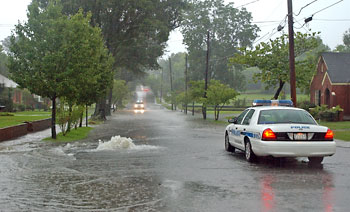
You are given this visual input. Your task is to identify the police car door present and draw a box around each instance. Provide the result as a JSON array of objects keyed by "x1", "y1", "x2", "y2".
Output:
[
  {"x1": 238, "y1": 109, "x2": 256, "y2": 147},
  {"x1": 230, "y1": 109, "x2": 249, "y2": 149}
]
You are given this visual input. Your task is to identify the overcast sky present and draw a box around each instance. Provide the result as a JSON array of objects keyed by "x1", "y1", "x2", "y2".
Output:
[{"x1": 1, "y1": 0, "x2": 349, "y2": 55}]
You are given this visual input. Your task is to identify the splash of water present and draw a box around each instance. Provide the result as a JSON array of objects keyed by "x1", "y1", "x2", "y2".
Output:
[
  {"x1": 96, "y1": 135, "x2": 161, "y2": 151},
  {"x1": 97, "y1": 135, "x2": 135, "y2": 151}
]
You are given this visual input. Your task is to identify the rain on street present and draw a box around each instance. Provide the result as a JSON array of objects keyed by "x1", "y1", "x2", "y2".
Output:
[{"x1": 0, "y1": 97, "x2": 350, "y2": 211}]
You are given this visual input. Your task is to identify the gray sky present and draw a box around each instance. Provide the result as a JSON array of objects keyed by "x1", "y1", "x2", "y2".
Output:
[
  {"x1": 165, "y1": 0, "x2": 350, "y2": 55},
  {"x1": 1, "y1": 0, "x2": 349, "y2": 55}
]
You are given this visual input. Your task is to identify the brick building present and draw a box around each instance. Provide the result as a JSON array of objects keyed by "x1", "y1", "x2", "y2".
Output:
[
  {"x1": 310, "y1": 52, "x2": 350, "y2": 119},
  {"x1": 0, "y1": 73, "x2": 22, "y2": 104}
]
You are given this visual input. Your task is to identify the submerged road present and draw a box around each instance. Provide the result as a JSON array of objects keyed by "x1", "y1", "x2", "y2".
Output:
[{"x1": 0, "y1": 101, "x2": 350, "y2": 211}]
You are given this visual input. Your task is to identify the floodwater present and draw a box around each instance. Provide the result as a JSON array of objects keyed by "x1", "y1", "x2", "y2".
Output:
[{"x1": 0, "y1": 101, "x2": 350, "y2": 211}]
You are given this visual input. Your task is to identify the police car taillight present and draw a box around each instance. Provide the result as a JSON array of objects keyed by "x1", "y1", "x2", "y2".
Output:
[
  {"x1": 262, "y1": 128, "x2": 277, "y2": 141},
  {"x1": 324, "y1": 129, "x2": 334, "y2": 140},
  {"x1": 252, "y1": 100, "x2": 293, "y2": 107}
]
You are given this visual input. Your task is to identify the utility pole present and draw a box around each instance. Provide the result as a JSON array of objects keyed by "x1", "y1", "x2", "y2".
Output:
[
  {"x1": 185, "y1": 54, "x2": 188, "y2": 114},
  {"x1": 203, "y1": 31, "x2": 210, "y2": 120},
  {"x1": 169, "y1": 57, "x2": 174, "y2": 110},
  {"x1": 287, "y1": 0, "x2": 297, "y2": 107},
  {"x1": 160, "y1": 68, "x2": 163, "y2": 103}
]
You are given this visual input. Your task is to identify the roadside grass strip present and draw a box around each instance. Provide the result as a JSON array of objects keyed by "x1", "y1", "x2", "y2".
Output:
[{"x1": 44, "y1": 127, "x2": 93, "y2": 142}]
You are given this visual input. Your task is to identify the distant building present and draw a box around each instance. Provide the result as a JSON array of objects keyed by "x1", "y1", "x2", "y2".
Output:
[
  {"x1": 0, "y1": 74, "x2": 17, "y2": 88},
  {"x1": 310, "y1": 52, "x2": 350, "y2": 120},
  {"x1": 0, "y1": 73, "x2": 22, "y2": 104}
]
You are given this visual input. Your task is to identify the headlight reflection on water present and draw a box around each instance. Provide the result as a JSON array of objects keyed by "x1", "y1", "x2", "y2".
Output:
[{"x1": 134, "y1": 109, "x2": 145, "y2": 114}]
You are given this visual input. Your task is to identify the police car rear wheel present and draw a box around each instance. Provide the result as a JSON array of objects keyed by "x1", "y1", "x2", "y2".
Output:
[
  {"x1": 245, "y1": 141, "x2": 256, "y2": 162},
  {"x1": 308, "y1": 157, "x2": 323, "y2": 164},
  {"x1": 225, "y1": 133, "x2": 235, "y2": 152}
]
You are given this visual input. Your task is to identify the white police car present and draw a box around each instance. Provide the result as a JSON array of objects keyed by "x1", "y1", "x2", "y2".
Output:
[{"x1": 225, "y1": 100, "x2": 336, "y2": 164}]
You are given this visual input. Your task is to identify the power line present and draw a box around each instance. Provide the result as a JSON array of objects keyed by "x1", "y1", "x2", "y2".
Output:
[
  {"x1": 295, "y1": 0, "x2": 319, "y2": 16},
  {"x1": 312, "y1": 0, "x2": 344, "y2": 16},
  {"x1": 313, "y1": 18, "x2": 350, "y2": 22},
  {"x1": 236, "y1": 0, "x2": 260, "y2": 8}
]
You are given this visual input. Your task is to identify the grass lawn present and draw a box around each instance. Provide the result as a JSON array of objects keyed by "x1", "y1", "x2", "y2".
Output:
[
  {"x1": 236, "y1": 93, "x2": 309, "y2": 105},
  {"x1": 318, "y1": 121, "x2": 350, "y2": 130},
  {"x1": 333, "y1": 131, "x2": 350, "y2": 142},
  {"x1": 0, "y1": 111, "x2": 51, "y2": 128},
  {"x1": 206, "y1": 110, "x2": 242, "y2": 115},
  {"x1": 318, "y1": 121, "x2": 350, "y2": 141},
  {"x1": 44, "y1": 127, "x2": 93, "y2": 142}
]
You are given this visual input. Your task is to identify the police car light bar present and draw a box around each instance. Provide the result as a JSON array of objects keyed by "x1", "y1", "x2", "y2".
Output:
[{"x1": 252, "y1": 100, "x2": 293, "y2": 107}]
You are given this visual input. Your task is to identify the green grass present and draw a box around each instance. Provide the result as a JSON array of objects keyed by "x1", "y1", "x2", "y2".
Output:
[
  {"x1": 206, "y1": 110, "x2": 242, "y2": 115},
  {"x1": 333, "y1": 131, "x2": 350, "y2": 141},
  {"x1": 236, "y1": 93, "x2": 309, "y2": 102},
  {"x1": 318, "y1": 121, "x2": 350, "y2": 130},
  {"x1": 0, "y1": 111, "x2": 51, "y2": 128},
  {"x1": 317, "y1": 121, "x2": 350, "y2": 141},
  {"x1": 44, "y1": 127, "x2": 93, "y2": 142}
]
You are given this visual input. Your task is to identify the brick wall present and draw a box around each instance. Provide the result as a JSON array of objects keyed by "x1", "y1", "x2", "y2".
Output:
[{"x1": 0, "y1": 118, "x2": 52, "y2": 142}]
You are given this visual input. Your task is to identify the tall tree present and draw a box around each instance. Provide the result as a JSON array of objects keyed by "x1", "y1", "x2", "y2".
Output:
[
  {"x1": 8, "y1": 1, "x2": 113, "y2": 138},
  {"x1": 36, "y1": 0, "x2": 187, "y2": 119},
  {"x1": 231, "y1": 32, "x2": 320, "y2": 100},
  {"x1": 335, "y1": 28, "x2": 350, "y2": 52},
  {"x1": 181, "y1": 0, "x2": 258, "y2": 90},
  {"x1": 0, "y1": 44, "x2": 9, "y2": 77}
]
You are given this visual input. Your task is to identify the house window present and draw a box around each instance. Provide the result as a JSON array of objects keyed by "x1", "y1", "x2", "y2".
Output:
[{"x1": 315, "y1": 90, "x2": 321, "y2": 106}]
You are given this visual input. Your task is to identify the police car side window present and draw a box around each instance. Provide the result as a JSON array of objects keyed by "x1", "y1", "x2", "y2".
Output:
[
  {"x1": 242, "y1": 109, "x2": 255, "y2": 125},
  {"x1": 236, "y1": 109, "x2": 249, "y2": 125}
]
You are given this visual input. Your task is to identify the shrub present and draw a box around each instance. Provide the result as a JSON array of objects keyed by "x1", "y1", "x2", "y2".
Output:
[
  {"x1": 310, "y1": 105, "x2": 343, "y2": 121},
  {"x1": 15, "y1": 104, "x2": 26, "y2": 112},
  {"x1": 298, "y1": 101, "x2": 316, "y2": 112},
  {"x1": 0, "y1": 112, "x2": 14, "y2": 116}
]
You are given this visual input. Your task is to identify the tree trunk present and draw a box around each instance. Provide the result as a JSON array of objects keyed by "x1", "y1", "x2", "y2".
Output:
[
  {"x1": 202, "y1": 104, "x2": 207, "y2": 120},
  {"x1": 192, "y1": 102, "x2": 194, "y2": 116},
  {"x1": 93, "y1": 94, "x2": 107, "y2": 120},
  {"x1": 67, "y1": 104, "x2": 72, "y2": 132},
  {"x1": 86, "y1": 104, "x2": 88, "y2": 127},
  {"x1": 105, "y1": 87, "x2": 113, "y2": 116},
  {"x1": 79, "y1": 109, "x2": 83, "y2": 128},
  {"x1": 273, "y1": 80, "x2": 285, "y2": 100},
  {"x1": 51, "y1": 96, "x2": 57, "y2": 139}
]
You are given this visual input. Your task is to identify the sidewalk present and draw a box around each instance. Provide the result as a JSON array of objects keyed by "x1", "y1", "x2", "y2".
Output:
[{"x1": 335, "y1": 139, "x2": 350, "y2": 148}]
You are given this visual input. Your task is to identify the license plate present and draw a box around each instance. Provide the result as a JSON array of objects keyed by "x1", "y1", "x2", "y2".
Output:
[{"x1": 294, "y1": 133, "x2": 306, "y2": 140}]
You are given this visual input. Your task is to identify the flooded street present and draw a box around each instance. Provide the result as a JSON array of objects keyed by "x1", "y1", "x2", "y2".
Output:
[{"x1": 0, "y1": 101, "x2": 350, "y2": 211}]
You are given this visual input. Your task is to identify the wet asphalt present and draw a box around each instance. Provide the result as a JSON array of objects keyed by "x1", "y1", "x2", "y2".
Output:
[{"x1": 0, "y1": 100, "x2": 350, "y2": 211}]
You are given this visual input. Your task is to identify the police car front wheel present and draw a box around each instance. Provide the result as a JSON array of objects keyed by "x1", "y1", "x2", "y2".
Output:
[{"x1": 225, "y1": 133, "x2": 235, "y2": 153}]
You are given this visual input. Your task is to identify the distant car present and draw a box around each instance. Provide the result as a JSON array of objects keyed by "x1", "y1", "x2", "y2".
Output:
[
  {"x1": 225, "y1": 100, "x2": 336, "y2": 164},
  {"x1": 134, "y1": 100, "x2": 144, "y2": 109}
]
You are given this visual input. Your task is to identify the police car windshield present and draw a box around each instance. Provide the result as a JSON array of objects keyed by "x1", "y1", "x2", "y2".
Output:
[{"x1": 258, "y1": 109, "x2": 317, "y2": 125}]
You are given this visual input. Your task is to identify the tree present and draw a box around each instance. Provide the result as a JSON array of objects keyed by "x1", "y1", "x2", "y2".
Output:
[
  {"x1": 111, "y1": 79, "x2": 130, "y2": 111},
  {"x1": 0, "y1": 44, "x2": 9, "y2": 77},
  {"x1": 231, "y1": 32, "x2": 320, "y2": 100},
  {"x1": 206, "y1": 80, "x2": 238, "y2": 121},
  {"x1": 181, "y1": 0, "x2": 258, "y2": 90},
  {"x1": 36, "y1": 0, "x2": 187, "y2": 119},
  {"x1": 335, "y1": 28, "x2": 350, "y2": 52},
  {"x1": 8, "y1": 1, "x2": 113, "y2": 138}
]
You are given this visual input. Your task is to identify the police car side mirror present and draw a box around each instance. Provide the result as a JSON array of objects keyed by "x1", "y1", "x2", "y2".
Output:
[{"x1": 228, "y1": 117, "x2": 237, "y2": 124}]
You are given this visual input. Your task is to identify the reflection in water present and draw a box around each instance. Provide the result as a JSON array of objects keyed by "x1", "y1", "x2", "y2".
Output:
[
  {"x1": 261, "y1": 175, "x2": 275, "y2": 212},
  {"x1": 134, "y1": 109, "x2": 145, "y2": 114},
  {"x1": 259, "y1": 167, "x2": 334, "y2": 212},
  {"x1": 322, "y1": 174, "x2": 334, "y2": 212}
]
